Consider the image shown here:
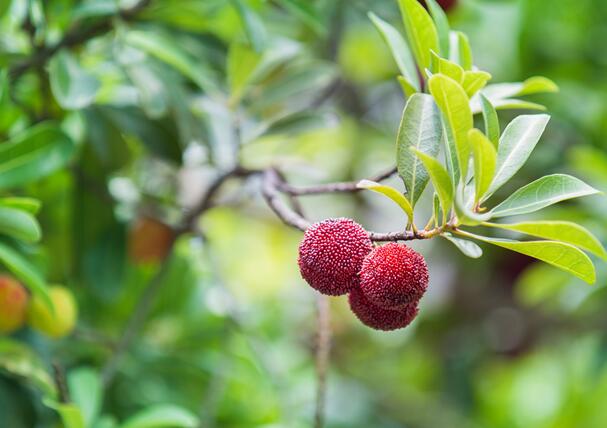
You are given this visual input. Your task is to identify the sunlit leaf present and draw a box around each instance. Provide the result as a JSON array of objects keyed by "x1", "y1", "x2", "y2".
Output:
[
  {"x1": 357, "y1": 180, "x2": 413, "y2": 223},
  {"x1": 49, "y1": 50, "x2": 100, "y2": 109},
  {"x1": 397, "y1": 75, "x2": 418, "y2": 97},
  {"x1": 43, "y1": 399, "x2": 85, "y2": 428},
  {"x1": 491, "y1": 174, "x2": 599, "y2": 218},
  {"x1": 369, "y1": 12, "x2": 419, "y2": 91},
  {"x1": 456, "y1": 231, "x2": 596, "y2": 284},
  {"x1": 484, "y1": 221, "x2": 607, "y2": 260},
  {"x1": 425, "y1": 0, "x2": 450, "y2": 56},
  {"x1": 68, "y1": 368, "x2": 102, "y2": 427},
  {"x1": 396, "y1": 93, "x2": 442, "y2": 206},
  {"x1": 121, "y1": 404, "x2": 199, "y2": 428},
  {"x1": 411, "y1": 149, "x2": 453, "y2": 223},
  {"x1": 0, "y1": 197, "x2": 41, "y2": 214},
  {"x1": 480, "y1": 94, "x2": 499, "y2": 148},
  {"x1": 398, "y1": 0, "x2": 439, "y2": 71},
  {"x1": 449, "y1": 31, "x2": 472, "y2": 70},
  {"x1": 0, "y1": 206, "x2": 41, "y2": 243},
  {"x1": 487, "y1": 114, "x2": 550, "y2": 197},
  {"x1": 438, "y1": 57, "x2": 464, "y2": 84},
  {"x1": 428, "y1": 73, "x2": 472, "y2": 181},
  {"x1": 462, "y1": 71, "x2": 491, "y2": 97},
  {"x1": 468, "y1": 129, "x2": 496, "y2": 204}
]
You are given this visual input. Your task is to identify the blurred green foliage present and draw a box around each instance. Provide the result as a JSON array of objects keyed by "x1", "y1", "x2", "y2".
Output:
[{"x1": 0, "y1": 0, "x2": 607, "y2": 427}]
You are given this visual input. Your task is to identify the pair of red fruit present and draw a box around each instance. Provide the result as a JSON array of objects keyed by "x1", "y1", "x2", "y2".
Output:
[{"x1": 298, "y1": 218, "x2": 429, "y2": 331}]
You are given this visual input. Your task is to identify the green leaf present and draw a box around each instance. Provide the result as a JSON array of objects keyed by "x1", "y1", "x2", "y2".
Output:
[
  {"x1": 68, "y1": 368, "x2": 102, "y2": 428},
  {"x1": 278, "y1": 0, "x2": 324, "y2": 34},
  {"x1": 468, "y1": 129, "x2": 496, "y2": 204},
  {"x1": 483, "y1": 76, "x2": 559, "y2": 100},
  {"x1": 425, "y1": 0, "x2": 450, "y2": 57},
  {"x1": 0, "y1": 123, "x2": 76, "y2": 190},
  {"x1": 0, "y1": 197, "x2": 41, "y2": 214},
  {"x1": 0, "y1": 206, "x2": 41, "y2": 243},
  {"x1": 397, "y1": 75, "x2": 418, "y2": 98},
  {"x1": 450, "y1": 31, "x2": 472, "y2": 70},
  {"x1": 491, "y1": 174, "x2": 600, "y2": 218},
  {"x1": 438, "y1": 57, "x2": 464, "y2": 84},
  {"x1": 229, "y1": 0, "x2": 267, "y2": 52},
  {"x1": 398, "y1": 0, "x2": 439, "y2": 71},
  {"x1": 357, "y1": 180, "x2": 413, "y2": 224},
  {"x1": 369, "y1": 12, "x2": 419, "y2": 91},
  {"x1": 121, "y1": 404, "x2": 199, "y2": 428},
  {"x1": 43, "y1": 399, "x2": 85, "y2": 428},
  {"x1": 433, "y1": 192, "x2": 441, "y2": 227},
  {"x1": 411, "y1": 149, "x2": 453, "y2": 223},
  {"x1": 125, "y1": 30, "x2": 217, "y2": 93},
  {"x1": 456, "y1": 231, "x2": 596, "y2": 284},
  {"x1": 0, "y1": 338, "x2": 56, "y2": 398},
  {"x1": 49, "y1": 50, "x2": 100, "y2": 110},
  {"x1": 396, "y1": 93, "x2": 442, "y2": 206},
  {"x1": 0, "y1": 242, "x2": 51, "y2": 310},
  {"x1": 480, "y1": 94, "x2": 499, "y2": 148},
  {"x1": 428, "y1": 73, "x2": 472, "y2": 181},
  {"x1": 227, "y1": 42, "x2": 262, "y2": 105},
  {"x1": 442, "y1": 233, "x2": 482, "y2": 258},
  {"x1": 462, "y1": 71, "x2": 491, "y2": 97},
  {"x1": 484, "y1": 221, "x2": 607, "y2": 260},
  {"x1": 487, "y1": 114, "x2": 550, "y2": 196},
  {"x1": 490, "y1": 99, "x2": 547, "y2": 112}
]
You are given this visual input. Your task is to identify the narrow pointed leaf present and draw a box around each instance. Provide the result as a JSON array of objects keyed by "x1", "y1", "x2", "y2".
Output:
[
  {"x1": 428, "y1": 73, "x2": 472, "y2": 181},
  {"x1": 411, "y1": 149, "x2": 453, "y2": 223},
  {"x1": 491, "y1": 174, "x2": 600, "y2": 218},
  {"x1": 484, "y1": 221, "x2": 607, "y2": 260},
  {"x1": 480, "y1": 94, "x2": 500, "y2": 148},
  {"x1": 398, "y1": 0, "x2": 439, "y2": 71},
  {"x1": 462, "y1": 71, "x2": 491, "y2": 97},
  {"x1": 230, "y1": 0, "x2": 267, "y2": 52},
  {"x1": 456, "y1": 32, "x2": 472, "y2": 70},
  {"x1": 396, "y1": 94, "x2": 442, "y2": 206},
  {"x1": 0, "y1": 197, "x2": 41, "y2": 214},
  {"x1": 438, "y1": 57, "x2": 464, "y2": 83},
  {"x1": 369, "y1": 12, "x2": 419, "y2": 91},
  {"x1": 426, "y1": 0, "x2": 450, "y2": 56},
  {"x1": 487, "y1": 114, "x2": 550, "y2": 196},
  {"x1": 468, "y1": 129, "x2": 496, "y2": 203},
  {"x1": 456, "y1": 231, "x2": 596, "y2": 284},
  {"x1": 397, "y1": 75, "x2": 418, "y2": 97},
  {"x1": 0, "y1": 206, "x2": 41, "y2": 243},
  {"x1": 357, "y1": 180, "x2": 413, "y2": 223},
  {"x1": 483, "y1": 76, "x2": 558, "y2": 100},
  {"x1": 120, "y1": 404, "x2": 198, "y2": 428},
  {"x1": 442, "y1": 233, "x2": 482, "y2": 258},
  {"x1": 433, "y1": 193, "x2": 441, "y2": 227}
]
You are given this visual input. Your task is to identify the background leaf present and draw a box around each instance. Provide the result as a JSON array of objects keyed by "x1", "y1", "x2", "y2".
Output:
[
  {"x1": 398, "y1": 0, "x2": 439, "y2": 71},
  {"x1": 425, "y1": 0, "x2": 450, "y2": 57},
  {"x1": 120, "y1": 404, "x2": 199, "y2": 428},
  {"x1": 49, "y1": 50, "x2": 100, "y2": 110},
  {"x1": 0, "y1": 206, "x2": 41, "y2": 243}
]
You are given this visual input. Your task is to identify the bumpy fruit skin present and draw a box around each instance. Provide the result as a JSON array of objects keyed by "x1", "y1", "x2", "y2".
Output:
[
  {"x1": 128, "y1": 216, "x2": 175, "y2": 264},
  {"x1": 349, "y1": 288, "x2": 418, "y2": 331},
  {"x1": 0, "y1": 276, "x2": 28, "y2": 334},
  {"x1": 298, "y1": 218, "x2": 373, "y2": 296},
  {"x1": 28, "y1": 286, "x2": 78, "y2": 339},
  {"x1": 360, "y1": 243, "x2": 429, "y2": 309}
]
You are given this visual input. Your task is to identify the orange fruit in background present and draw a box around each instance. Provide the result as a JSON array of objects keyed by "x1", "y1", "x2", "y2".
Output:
[
  {"x1": 0, "y1": 275, "x2": 29, "y2": 334},
  {"x1": 128, "y1": 216, "x2": 175, "y2": 264}
]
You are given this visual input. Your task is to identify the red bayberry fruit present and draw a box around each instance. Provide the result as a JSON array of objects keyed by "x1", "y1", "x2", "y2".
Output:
[
  {"x1": 420, "y1": 0, "x2": 457, "y2": 12},
  {"x1": 359, "y1": 243, "x2": 429, "y2": 309},
  {"x1": 349, "y1": 287, "x2": 418, "y2": 331},
  {"x1": 298, "y1": 218, "x2": 373, "y2": 296}
]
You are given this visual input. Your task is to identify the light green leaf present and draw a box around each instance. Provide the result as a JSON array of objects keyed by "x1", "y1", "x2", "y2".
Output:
[
  {"x1": 490, "y1": 99, "x2": 547, "y2": 111},
  {"x1": 398, "y1": 0, "x2": 439, "y2": 71},
  {"x1": 396, "y1": 93, "x2": 442, "y2": 206},
  {"x1": 428, "y1": 73, "x2": 472, "y2": 181},
  {"x1": 456, "y1": 230, "x2": 596, "y2": 284},
  {"x1": 125, "y1": 30, "x2": 217, "y2": 93},
  {"x1": 450, "y1": 31, "x2": 472, "y2": 70},
  {"x1": 357, "y1": 180, "x2": 413, "y2": 223},
  {"x1": 369, "y1": 12, "x2": 419, "y2": 91},
  {"x1": 0, "y1": 123, "x2": 76, "y2": 190},
  {"x1": 484, "y1": 221, "x2": 607, "y2": 260},
  {"x1": 483, "y1": 76, "x2": 559, "y2": 100},
  {"x1": 425, "y1": 0, "x2": 450, "y2": 56},
  {"x1": 462, "y1": 70, "x2": 491, "y2": 97},
  {"x1": 0, "y1": 197, "x2": 41, "y2": 214},
  {"x1": 411, "y1": 149, "x2": 453, "y2": 223},
  {"x1": 0, "y1": 206, "x2": 41, "y2": 243},
  {"x1": 442, "y1": 233, "x2": 482, "y2": 258},
  {"x1": 480, "y1": 94, "x2": 499, "y2": 148},
  {"x1": 487, "y1": 114, "x2": 550, "y2": 196},
  {"x1": 397, "y1": 75, "x2": 418, "y2": 98},
  {"x1": 0, "y1": 338, "x2": 56, "y2": 398},
  {"x1": 230, "y1": 0, "x2": 267, "y2": 52},
  {"x1": 438, "y1": 57, "x2": 464, "y2": 84},
  {"x1": 49, "y1": 50, "x2": 100, "y2": 110},
  {"x1": 227, "y1": 42, "x2": 262, "y2": 105},
  {"x1": 121, "y1": 404, "x2": 199, "y2": 428},
  {"x1": 468, "y1": 129, "x2": 496, "y2": 204},
  {"x1": 68, "y1": 368, "x2": 102, "y2": 428},
  {"x1": 43, "y1": 399, "x2": 85, "y2": 428},
  {"x1": 433, "y1": 192, "x2": 441, "y2": 227},
  {"x1": 0, "y1": 242, "x2": 51, "y2": 310},
  {"x1": 491, "y1": 174, "x2": 600, "y2": 218}
]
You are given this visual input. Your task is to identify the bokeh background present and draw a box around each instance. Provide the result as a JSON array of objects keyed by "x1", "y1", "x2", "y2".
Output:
[{"x1": 2, "y1": 0, "x2": 607, "y2": 427}]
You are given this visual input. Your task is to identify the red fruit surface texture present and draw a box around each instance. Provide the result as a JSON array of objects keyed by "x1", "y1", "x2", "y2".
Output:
[
  {"x1": 298, "y1": 218, "x2": 373, "y2": 296},
  {"x1": 349, "y1": 288, "x2": 419, "y2": 331},
  {"x1": 360, "y1": 243, "x2": 429, "y2": 309}
]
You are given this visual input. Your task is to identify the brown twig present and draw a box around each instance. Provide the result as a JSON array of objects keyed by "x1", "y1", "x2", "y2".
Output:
[
  {"x1": 314, "y1": 295, "x2": 331, "y2": 428},
  {"x1": 52, "y1": 362, "x2": 70, "y2": 403}
]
